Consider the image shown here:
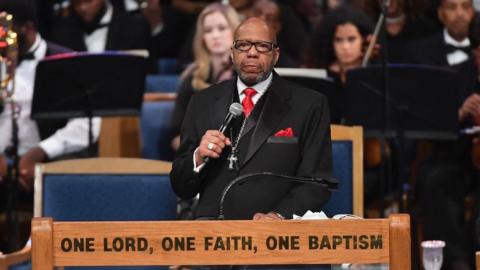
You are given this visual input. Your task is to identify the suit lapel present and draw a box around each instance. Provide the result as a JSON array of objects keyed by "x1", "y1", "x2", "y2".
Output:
[
  {"x1": 105, "y1": 9, "x2": 120, "y2": 50},
  {"x1": 439, "y1": 36, "x2": 450, "y2": 67},
  {"x1": 241, "y1": 74, "x2": 291, "y2": 167},
  {"x1": 210, "y1": 80, "x2": 235, "y2": 129},
  {"x1": 70, "y1": 19, "x2": 88, "y2": 51}
]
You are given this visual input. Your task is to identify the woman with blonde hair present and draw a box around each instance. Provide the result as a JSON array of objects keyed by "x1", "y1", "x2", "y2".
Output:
[{"x1": 170, "y1": 3, "x2": 240, "y2": 152}]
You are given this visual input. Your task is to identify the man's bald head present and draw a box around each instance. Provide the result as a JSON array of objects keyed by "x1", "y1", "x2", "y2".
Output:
[{"x1": 234, "y1": 17, "x2": 277, "y2": 44}]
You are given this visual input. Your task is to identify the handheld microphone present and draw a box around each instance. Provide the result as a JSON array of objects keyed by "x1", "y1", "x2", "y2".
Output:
[
  {"x1": 203, "y1": 102, "x2": 243, "y2": 164},
  {"x1": 217, "y1": 172, "x2": 338, "y2": 220}
]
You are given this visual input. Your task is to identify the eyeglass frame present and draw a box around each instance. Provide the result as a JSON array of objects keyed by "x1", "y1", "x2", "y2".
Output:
[{"x1": 232, "y1": 40, "x2": 278, "y2": 53}]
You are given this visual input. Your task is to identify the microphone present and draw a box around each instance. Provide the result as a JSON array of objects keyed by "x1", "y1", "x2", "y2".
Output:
[
  {"x1": 217, "y1": 172, "x2": 338, "y2": 220},
  {"x1": 203, "y1": 102, "x2": 243, "y2": 164}
]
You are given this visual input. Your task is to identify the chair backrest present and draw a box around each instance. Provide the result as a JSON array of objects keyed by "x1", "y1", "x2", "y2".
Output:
[
  {"x1": 322, "y1": 125, "x2": 364, "y2": 217},
  {"x1": 34, "y1": 158, "x2": 176, "y2": 222},
  {"x1": 32, "y1": 214, "x2": 411, "y2": 270},
  {"x1": 98, "y1": 116, "x2": 141, "y2": 158},
  {"x1": 156, "y1": 58, "x2": 178, "y2": 74},
  {"x1": 140, "y1": 99, "x2": 175, "y2": 161},
  {"x1": 145, "y1": 75, "x2": 179, "y2": 93}
]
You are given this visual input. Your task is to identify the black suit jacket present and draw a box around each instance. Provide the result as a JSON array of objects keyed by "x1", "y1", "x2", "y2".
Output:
[
  {"x1": 170, "y1": 73, "x2": 332, "y2": 220},
  {"x1": 404, "y1": 32, "x2": 477, "y2": 102},
  {"x1": 51, "y1": 8, "x2": 150, "y2": 52},
  {"x1": 404, "y1": 33, "x2": 450, "y2": 66}
]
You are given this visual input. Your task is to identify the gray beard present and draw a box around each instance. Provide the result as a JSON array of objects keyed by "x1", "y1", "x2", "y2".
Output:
[{"x1": 236, "y1": 68, "x2": 271, "y2": 87}]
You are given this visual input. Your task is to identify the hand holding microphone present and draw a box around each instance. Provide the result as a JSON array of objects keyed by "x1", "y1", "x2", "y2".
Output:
[{"x1": 195, "y1": 103, "x2": 243, "y2": 166}]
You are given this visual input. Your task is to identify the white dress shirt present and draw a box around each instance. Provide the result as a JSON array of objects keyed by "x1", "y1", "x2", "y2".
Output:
[
  {"x1": 84, "y1": 2, "x2": 113, "y2": 53},
  {"x1": 444, "y1": 29, "x2": 471, "y2": 66},
  {"x1": 124, "y1": 0, "x2": 140, "y2": 11},
  {"x1": 0, "y1": 34, "x2": 101, "y2": 158},
  {"x1": 193, "y1": 72, "x2": 274, "y2": 172}
]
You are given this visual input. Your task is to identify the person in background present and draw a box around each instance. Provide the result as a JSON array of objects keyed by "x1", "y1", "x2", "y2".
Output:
[
  {"x1": 308, "y1": 6, "x2": 373, "y2": 86},
  {"x1": 0, "y1": 0, "x2": 100, "y2": 251},
  {"x1": 406, "y1": 0, "x2": 478, "y2": 269},
  {"x1": 139, "y1": 0, "x2": 183, "y2": 60},
  {"x1": 229, "y1": 0, "x2": 255, "y2": 19},
  {"x1": 291, "y1": 0, "x2": 323, "y2": 33},
  {"x1": 170, "y1": 3, "x2": 240, "y2": 152},
  {"x1": 250, "y1": 0, "x2": 303, "y2": 67},
  {"x1": 51, "y1": 0, "x2": 150, "y2": 53},
  {"x1": 372, "y1": 0, "x2": 437, "y2": 63},
  {"x1": 0, "y1": 0, "x2": 101, "y2": 191},
  {"x1": 305, "y1": 6, "x2": 389, "y2": 208}
]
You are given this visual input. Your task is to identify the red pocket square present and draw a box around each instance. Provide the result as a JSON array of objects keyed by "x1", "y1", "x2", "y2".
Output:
[{"x1": 274, "y1": 127, "x2": 294, "y2": 137}]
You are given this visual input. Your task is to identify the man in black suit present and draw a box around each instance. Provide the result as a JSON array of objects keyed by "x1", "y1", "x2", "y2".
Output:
[
  {"x1": 170, "y1": 17, "x2": 332, "y2": 221},
  {"x1": 51, "y1": 0, "x2": 150, "y2": 53},
  {"x1": 404, "y1": 0, "x2": 476, "y2": 95},
  {"x1": 0, "y1": 0, "x2": 101, "y2": 190},
  {"x1": 405, "y1": 1, "x2": 479, "y2": 269}
]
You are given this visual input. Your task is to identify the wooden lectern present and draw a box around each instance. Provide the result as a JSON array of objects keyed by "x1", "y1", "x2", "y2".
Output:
[{"x1": 32, "y1": 214, "x2": 411, "y2": 269}]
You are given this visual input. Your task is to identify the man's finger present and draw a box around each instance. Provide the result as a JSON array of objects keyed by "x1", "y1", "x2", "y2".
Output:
[{"x1": 253, "y1": 213, "x2": 266, "y2": 220}]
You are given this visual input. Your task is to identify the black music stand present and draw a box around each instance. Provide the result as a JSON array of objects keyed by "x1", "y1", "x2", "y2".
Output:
[
  {"x1": 275, "y1": 68, "x2": 335, "y2": 92},
  {"x1": 275, "y1": 68, "x2": 338, "y2": 121},
  {"x1": 31, "y1": 51, "x2": 148, "y2": 152},
  {"x1": 344, "y1": 64, "x2": 460, "y2": 140},
  {"x1": 344, "y1": 64, "x2": 461, "y2": 216}
]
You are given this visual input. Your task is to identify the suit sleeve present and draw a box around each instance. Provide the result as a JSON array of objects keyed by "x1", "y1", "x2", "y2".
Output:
[
  {"x1": 274, "y1": 95, "x2": 333, "y2": 218},
  {"x1": 169, "y1": 76, "x2": 194, "y2": 140},
  {"x1": 38, "y1": 117, "x2": 101, "y2": 159},
  {"x1": 169, "y1": 93, "x2": 205, "y2": 199}
]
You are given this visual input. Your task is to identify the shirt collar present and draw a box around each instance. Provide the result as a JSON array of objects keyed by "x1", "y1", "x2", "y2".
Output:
[
  {"x1": 24, "y1": 33, "x2": 47, "y2": 61},
  {"x1": 444, "y1": 29, "x2": 470, "y2": 47},
  {"x1": 237, "y1": 72, "x2": 273, "y2": 97},
  {"x1": 100, "y1": 1, "x2": 113, "y2": 25}
]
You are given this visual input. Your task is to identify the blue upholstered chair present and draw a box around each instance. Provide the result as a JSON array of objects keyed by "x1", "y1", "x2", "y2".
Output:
[
  {"x1": 145, "y1": 75, "x2": 179, "y2": 93},
  {"x1": 13, "y1": 158, "x2": 175, "y2": 270},
  {"x1": 140, "y1": 100, "x2": 175, "y2": 161},
  {"x1": 156, "y1": 58, "x2": 178, "y2": 74},
  {"x1": 322, "y1": 125, "x2": 364, "y2": 217}
]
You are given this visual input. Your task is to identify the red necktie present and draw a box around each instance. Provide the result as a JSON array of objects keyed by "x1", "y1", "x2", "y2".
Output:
[{"x1": 242, "y1": 88, "x2": 257, "y2": 117}]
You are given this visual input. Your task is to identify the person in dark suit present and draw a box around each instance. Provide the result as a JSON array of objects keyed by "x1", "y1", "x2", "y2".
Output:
[
  {"x1": 370, "y1": 0, "x2": 438, "y2": 63},
  {"x1": 170, "y1": 17, "x2": 332, "y2": 221},
  {"x1": 404, "y1": 0, "x2": 477, "y2": 93},
  {"x1": 405, "y1": 1, "x2": 479, "y2": 269},
  {"x1": 51, "y1": 0, "x2": 150, "y2": 53}
]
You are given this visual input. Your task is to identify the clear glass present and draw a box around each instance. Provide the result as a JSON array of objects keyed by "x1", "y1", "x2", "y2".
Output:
[{"x1": 421, "y1": 240, "x2": 445, "y2": 270}]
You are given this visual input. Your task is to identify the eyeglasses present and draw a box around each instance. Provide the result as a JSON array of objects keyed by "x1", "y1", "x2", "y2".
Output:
[{"x1": 233, "y1": 40, "x2": 278, "y2": 53}]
